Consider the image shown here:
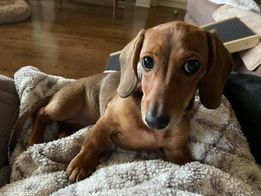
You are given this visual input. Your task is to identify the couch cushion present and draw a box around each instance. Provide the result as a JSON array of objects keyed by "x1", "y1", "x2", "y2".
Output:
[
  {"x1": 224, "y1": 73, "x2": 261, "y2": 164},
  {"x1": 0, "y1": 75, "x2": 19, "y2": 168},
  {"x1": 186, "y1": 0, "x2": 220, "y2": 25},
  {"x1": 0, "y1": 165, "x2": 11, "y2": 188}
]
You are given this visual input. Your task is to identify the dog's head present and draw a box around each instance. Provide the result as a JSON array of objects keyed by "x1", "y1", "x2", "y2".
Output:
[{"x1": 117, "y1": 21, "x2": 233, "y2": 130}]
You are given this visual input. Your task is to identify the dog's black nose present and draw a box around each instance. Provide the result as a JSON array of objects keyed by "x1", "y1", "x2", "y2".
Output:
[{"x1": 145, "y1": 112, "x2": 170, "y2": 130}]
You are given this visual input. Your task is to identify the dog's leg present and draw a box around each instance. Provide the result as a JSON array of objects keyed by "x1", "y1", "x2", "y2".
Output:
[
  {"x1": 163, "y1": 144, "x2": 192, "y2": 165},
  {"x1": 58, "y1": 123, "x2": 83, "y2": 138},
  {"x1": 27, "y1": 106, "x2": 51, "y2": 147},
  {"x1": 28, "y1": 99, "x2": 85, "y2": 147},
  {"x1": 163, "y1": 116, "x2": 192, "y2": 165},
  {"x1": 28, "y1": 86, "x2": 98, "y2": 146},
  {"x1": 66, "y1": 117, "x2": 113, "y2": 182}
]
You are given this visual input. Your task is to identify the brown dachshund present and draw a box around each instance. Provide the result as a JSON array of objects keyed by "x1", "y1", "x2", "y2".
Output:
[{"x1": 27, "y1": 21, "x2": 233, "y2": 182}]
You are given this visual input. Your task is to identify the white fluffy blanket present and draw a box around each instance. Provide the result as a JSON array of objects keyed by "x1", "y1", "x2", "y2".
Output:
[{"x1": 0, "y1": 66, "x2": 261, "y2": 195}]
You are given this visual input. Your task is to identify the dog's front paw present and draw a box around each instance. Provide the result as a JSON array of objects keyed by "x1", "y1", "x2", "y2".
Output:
[{"x1": 66, "y1": 153, "x2": 97, "y2": 182}]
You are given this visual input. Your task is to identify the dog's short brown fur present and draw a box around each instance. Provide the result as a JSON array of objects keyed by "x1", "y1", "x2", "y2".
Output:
[{"x1": 28, "y1": 21, "x2": 233, "y2": 182}]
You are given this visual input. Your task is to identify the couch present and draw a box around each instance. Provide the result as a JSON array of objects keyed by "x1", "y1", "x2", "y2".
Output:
[
  {"x1": 185, "y1": 0, "x2": 261, "y2": 77},
  {"x1": 0, "y1": 75, "x2": 19, "y2": 187},
  {"x1": 0, "y1": 67, "x2": 260, "y2": 194},
  {"x1": 1, "y1": 70, "x2": 261, "y2": 189}
]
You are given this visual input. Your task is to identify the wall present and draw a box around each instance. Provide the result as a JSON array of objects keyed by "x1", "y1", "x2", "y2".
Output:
[
  {"x1": 76, "y1": 0, "x2": 187, "y2": 9},
  {"x1": 136, "y1": 0, "x2": 188, "y2": 9},
  {"x1": 153, "y1": 0, "x2": 187, "y2": 9}
]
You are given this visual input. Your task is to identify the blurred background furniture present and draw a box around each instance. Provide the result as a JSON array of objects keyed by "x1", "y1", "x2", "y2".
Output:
[
  {"x1": 185, "y1": 0, "x2": 261, "y2": 77},
  {"x1": 57, "y1": 0, "x2": 119, "y2": 16}
]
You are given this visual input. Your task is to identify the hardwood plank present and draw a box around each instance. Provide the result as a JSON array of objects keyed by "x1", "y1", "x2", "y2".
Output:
[{"x1": 0, "y1": 0, "x2": 185, "y2": 78}]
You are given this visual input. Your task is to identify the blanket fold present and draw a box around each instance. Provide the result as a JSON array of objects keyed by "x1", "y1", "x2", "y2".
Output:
[{"x1": 0, "y1": 66, "x2": 260, "y2": 195}]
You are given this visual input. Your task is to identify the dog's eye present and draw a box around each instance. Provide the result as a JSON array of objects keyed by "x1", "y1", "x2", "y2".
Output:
[
  {"x1": 142, "y1": 56, "x2": 154, "y2": 71},
  {"x1": 183, "y1": 59, "x2": 200, "y2": 75}
]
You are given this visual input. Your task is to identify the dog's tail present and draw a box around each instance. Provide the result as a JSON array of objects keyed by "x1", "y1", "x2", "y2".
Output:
[{"x1": 8, "y1": 95, "x2": 53, "y2": 161}]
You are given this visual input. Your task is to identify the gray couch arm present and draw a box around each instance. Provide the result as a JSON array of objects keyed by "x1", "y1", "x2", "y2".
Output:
[{"x1": 0, "y1": 75, "x2": 19, "y2": 187}]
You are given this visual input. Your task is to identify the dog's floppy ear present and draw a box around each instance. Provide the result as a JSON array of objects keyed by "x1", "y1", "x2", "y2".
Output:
[
  {"x1": 117, "y1": 30, "x2": 145, "y2": 98},
  {"x1": 199, "y1": 30, "x2": 233, "y2": 109}
]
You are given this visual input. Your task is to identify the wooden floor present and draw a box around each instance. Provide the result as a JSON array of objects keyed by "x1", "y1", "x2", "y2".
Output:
[{"x1": 0, "y1": 0, "x2": 185, "y2": 79}]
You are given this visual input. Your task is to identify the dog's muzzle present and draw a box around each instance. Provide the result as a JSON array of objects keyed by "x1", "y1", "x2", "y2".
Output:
[{"x1": 145, "y1": 111, "x2": 170, "y2": 130}]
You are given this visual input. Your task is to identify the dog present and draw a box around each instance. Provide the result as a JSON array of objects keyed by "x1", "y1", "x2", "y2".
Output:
[{"x1": 26, "y1": 21, "x2": 233, "y2": 182}]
